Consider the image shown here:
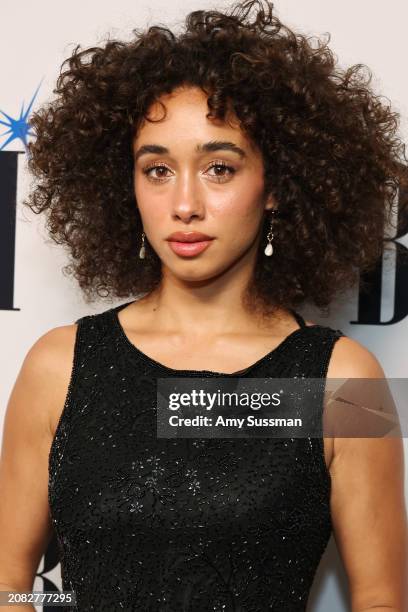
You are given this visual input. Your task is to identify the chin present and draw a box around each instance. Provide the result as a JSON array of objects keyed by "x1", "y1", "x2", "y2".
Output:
[{"x1": 163, "y1": 261, "x2": 226, "y2": 283}]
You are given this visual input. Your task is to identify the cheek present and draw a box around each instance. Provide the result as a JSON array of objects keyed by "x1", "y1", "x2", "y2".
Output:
[
  {"x1": 134, "y1": 181, "x2": 164, "y2": 224},
  {"x1": 209, "y1": 176, "x2": 265, "y2": 216},
  {"x1": 134, "y1": 178, "x2": 146, "y2": 210},
  {"x1": 211, "y1": 196, "x2": 264, "y2": 231},
  {"x1": 138, "y1": 208, "x2": 164, "y2": 236}
]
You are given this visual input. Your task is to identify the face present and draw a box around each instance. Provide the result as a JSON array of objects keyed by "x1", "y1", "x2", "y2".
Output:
[{"x1": 132, "y1": 85, "x2": 275, "y2": 281}]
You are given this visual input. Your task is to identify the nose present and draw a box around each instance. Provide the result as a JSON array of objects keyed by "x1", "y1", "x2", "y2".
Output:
[{"x1": 171, "y1": 170, "x2": 205, "y2": 221}]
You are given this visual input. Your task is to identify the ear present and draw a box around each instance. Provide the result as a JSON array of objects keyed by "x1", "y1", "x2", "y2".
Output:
[{"x1": 264, "y1": 191, "x2": 276, "y2": 212}]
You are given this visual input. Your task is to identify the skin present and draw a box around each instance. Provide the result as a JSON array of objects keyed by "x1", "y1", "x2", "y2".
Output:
[
  {"x1": 0, "y1": 85, "x2": 407, "y2": 611},
  {"x1": 131, "y1": 85, "x2": 277, "y2": 337}
]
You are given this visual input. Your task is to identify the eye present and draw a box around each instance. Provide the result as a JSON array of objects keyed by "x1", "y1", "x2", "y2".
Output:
[
  {"x1": 142, "y1": 163, "x2": 172, "y2": 183},
  {"x1": 206, "y1": 161, "x2": 236, "y2": 182}
]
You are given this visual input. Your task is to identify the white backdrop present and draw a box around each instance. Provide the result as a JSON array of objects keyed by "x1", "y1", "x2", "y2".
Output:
[{"x1": 1, "y1": 1, "x2": 407, "y2": 610}]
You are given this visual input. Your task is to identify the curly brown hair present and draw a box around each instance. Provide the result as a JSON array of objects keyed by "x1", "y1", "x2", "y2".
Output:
[{"x1": 23, "y1": 0, "x2": 408, "y2": 316}]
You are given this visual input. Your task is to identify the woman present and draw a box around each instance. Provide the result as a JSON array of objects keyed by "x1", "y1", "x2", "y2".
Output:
[{"x1": 1, "y1": 0, "x2": 407, "y2": 610}]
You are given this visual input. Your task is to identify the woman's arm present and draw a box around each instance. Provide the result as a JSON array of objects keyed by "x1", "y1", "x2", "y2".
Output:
[
  {"x1": 0, "y1": 325, "x2": 76, "y2": 610},
  {"x1": 327, "y1": 338, "x2": 408, "y2": 612}
]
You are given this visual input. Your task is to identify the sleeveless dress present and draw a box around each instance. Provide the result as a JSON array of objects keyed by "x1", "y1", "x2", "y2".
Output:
[{"x1": 48, "y1": 300, "x2": 345, "y2": 611}]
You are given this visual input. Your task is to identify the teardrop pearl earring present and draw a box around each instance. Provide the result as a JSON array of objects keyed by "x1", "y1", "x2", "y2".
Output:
[
  {"x1": 264, "y1": 212, "x2": 275, "y2": 256},
  {"x1": 139, "y1": 231, "x2": 146, "y2": 259}
]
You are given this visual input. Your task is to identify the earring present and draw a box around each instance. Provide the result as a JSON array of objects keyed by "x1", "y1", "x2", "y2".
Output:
[
  {"x1": 139, "y1": 231, "x2": 146, "y2": 259},
  {"x1": 264, "y1": 211, "x2": 276, "y2": 256}
]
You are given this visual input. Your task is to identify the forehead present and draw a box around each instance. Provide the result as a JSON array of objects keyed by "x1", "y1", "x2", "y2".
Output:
[{"x1": 134, "y1": 85, "x2": 249, "y2": 148}]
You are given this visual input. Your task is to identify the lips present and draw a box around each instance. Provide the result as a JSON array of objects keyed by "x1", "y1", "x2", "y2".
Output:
[
  {"x1": 167, "y1": 231, "x2": 214, "y2": 243},
  {"x1": 166, "y1": 233, "x2": 214, "y2": 257}
]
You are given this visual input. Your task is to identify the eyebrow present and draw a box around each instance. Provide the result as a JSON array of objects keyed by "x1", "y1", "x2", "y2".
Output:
[{"x1": 133, "y1": 140, "x2": 247, "y2": 163}]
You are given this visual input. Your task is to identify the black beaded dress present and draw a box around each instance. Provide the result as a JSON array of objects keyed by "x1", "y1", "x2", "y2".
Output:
[{"x1": 48, "y1": 300, "x2": 345, "y2": 611}]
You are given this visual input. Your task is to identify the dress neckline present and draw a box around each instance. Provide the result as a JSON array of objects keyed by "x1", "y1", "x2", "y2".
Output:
[{"x1": 109, "y1": 300, "x2": 313, "y2": 377}]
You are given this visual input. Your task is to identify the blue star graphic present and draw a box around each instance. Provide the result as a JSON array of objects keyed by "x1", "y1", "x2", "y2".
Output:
[{"x1": 0, "y1": 78, "x2": 44, "y2": 152}]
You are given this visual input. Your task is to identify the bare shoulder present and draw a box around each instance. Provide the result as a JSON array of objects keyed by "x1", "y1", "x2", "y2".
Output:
[
  {"x1": 325, "y1": 334, "x2": 394, "y2": 466},
  {"x1": 28, "y1": 322, "x2": 77, "y2": 356},
  {"x1": 17, "y1": 323, "x2": 79, "y2": 437},
  {"x1": 23, "y1": 323, "x2": 78, "y2": 381},
  {"x1": 326, "y1": 334, "x2": 385, "y2": 379},
  {"x1": 300, "y1": 317, "x2": 385, "y2": 377}
]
